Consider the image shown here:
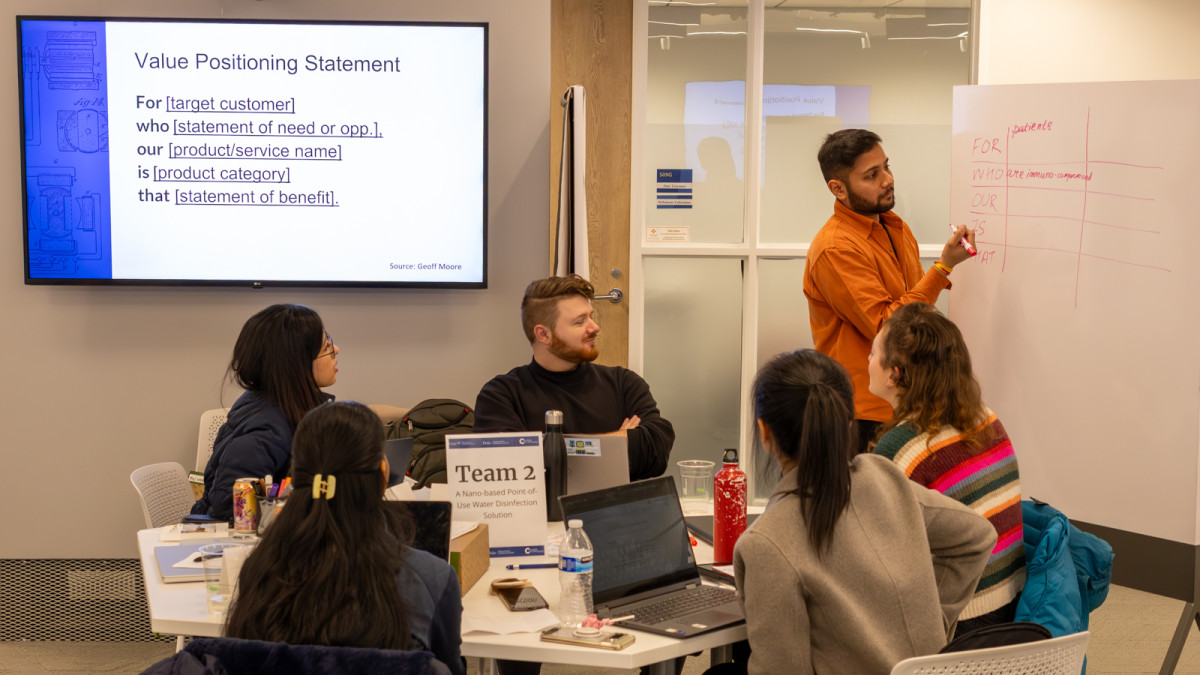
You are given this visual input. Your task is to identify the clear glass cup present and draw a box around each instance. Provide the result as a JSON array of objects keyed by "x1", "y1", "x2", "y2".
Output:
[
  {"x1": 200, "y1": 542, "x2": 249, "y2": 617},
  {"x1": 677, "y1": 460, "x2": 715, "y2": 515}
]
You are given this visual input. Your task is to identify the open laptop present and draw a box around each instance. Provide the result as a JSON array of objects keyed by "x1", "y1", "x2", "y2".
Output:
[
  {"x1": 564, "y1": 435, "x2": 630, "y2": 495},
  {"x1": 397, "y1": 500, "x2": 453, "y2": 561},
  {"x1": 558, "y1": 476, "x2": 744, "y2": 638},
  {"x1": 384, "y1": 438, "x2": 414, "y2": 488}
]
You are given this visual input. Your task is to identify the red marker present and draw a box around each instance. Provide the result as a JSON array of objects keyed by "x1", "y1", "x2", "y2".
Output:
[{"x1": 951, "y1": 225, "x2": 977, "y2": 257}]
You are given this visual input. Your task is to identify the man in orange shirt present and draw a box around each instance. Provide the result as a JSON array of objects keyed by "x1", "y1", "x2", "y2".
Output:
[{"x1": 803, "y1": 129, "x2": 975, "y2": 452}]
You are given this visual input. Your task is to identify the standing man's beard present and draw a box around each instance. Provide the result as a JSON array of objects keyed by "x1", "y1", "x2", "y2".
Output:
[{"x1": 845, "y1": 185, "x2": 894, "y2": 215}]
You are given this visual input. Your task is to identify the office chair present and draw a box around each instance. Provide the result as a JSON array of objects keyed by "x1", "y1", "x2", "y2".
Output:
[
  {"x1": 130, "y1": 462, "x2": 195, "y2": 529},
  {"x1": 890, "y1": 630, "x2": 1089, "y2": 675},
  {"x1": 196, "y1": 407, "x2": 229, "y2": 471},
  {"x1": 145, "y1": 637, "x2": 455, "y2": 674}
]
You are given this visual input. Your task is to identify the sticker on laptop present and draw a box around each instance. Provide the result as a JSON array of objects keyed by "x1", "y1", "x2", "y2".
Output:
[{"x1": 566, "y1": 438, "x2": 602, "y2": 456}]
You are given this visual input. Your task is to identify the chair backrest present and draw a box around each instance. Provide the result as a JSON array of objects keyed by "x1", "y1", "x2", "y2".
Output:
[
  {"x1": 130, "y1": 462, "x2": 195, "y2": 529},
  {"x1": 196, "y1": 408, "x2": 229, "y2": 471},
  {"x1": 890, "y1": 631, "x2": 1089, "y2": 675},
  {"x1": 181, "y1": 637, "x2": 454, "y2": 675}
]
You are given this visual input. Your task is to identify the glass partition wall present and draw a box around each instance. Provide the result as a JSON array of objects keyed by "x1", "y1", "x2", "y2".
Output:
[{"x1": 632, "y1": 1, "x2": 973, "y2": 501}]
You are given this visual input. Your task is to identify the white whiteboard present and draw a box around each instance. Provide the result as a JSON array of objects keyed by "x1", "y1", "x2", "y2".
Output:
[{"x1": 948, "y1": 81, "x2": 1200, "y2": 544}]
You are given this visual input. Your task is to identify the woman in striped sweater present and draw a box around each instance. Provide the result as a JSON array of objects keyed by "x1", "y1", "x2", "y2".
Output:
[{"x1": 867, "y1": 302, "x2": 1025, "y2": 634}]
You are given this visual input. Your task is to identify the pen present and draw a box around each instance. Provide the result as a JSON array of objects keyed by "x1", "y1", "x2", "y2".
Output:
[
  {"x1": 950, "y1": 224, "x2": 977, "y2": 257},
  {"x1": 505, "y1": 563, "x2": 557, "y2": 570}
]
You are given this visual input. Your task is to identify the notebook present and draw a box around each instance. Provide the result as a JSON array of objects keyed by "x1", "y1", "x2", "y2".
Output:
[
  {"x1": 558, "y1": 476, "x2": 744, "y2": 638},
  {"x1": 154, "y1": 543, "x2": 210, "y2": 583},
  {"x1": 564, "y1": 435, "x2": 630, "y2": 495},
  {"x1": 384, "y1": 438, "x2": 415, "y2": 488}
]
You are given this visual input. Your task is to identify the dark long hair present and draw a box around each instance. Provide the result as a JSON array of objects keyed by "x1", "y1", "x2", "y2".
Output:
[
  {"x1": 225, "y1": 402, "x2": 415, "y2": 648},
  {"x1": 228, "y1": 304, "x2": 329, "y2": 428},
  {"x1": 877, "y1": 303, "x2": 989, "y2": 445},
  {"x1": 753, "y1": 349, "x2": 856, "y2": 554}
]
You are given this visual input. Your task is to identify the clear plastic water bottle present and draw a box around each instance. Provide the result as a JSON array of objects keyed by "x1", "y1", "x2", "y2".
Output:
[{"x1": 558, "y1": 518, "x2": 594, "y2": 628}]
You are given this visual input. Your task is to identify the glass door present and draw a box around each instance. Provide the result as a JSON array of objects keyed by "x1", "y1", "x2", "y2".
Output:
[{"x1": 631, "y1": 0, "x2": 974, "y2": 500}]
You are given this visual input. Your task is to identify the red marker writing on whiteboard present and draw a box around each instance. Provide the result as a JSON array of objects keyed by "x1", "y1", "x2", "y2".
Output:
[{"x1": 951, "y1": 225, "x2": 977, "y2": 257}]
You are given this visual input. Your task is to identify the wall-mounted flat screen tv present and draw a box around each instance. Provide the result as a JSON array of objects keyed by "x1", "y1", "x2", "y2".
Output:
[{"x1": 17, "y1": 16, "x2": 487, "y2": 287}]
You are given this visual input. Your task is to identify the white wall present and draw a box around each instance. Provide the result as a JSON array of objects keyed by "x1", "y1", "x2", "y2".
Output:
[
  {"x1": 976, "y1": 0, "x2": 1200, "y2": 543},
  {"x1": 1, "y1": 0, "x2": 550, "y2": 558},
  {"x1": 979, "y1": 0, "x2": 1200, "y2": 85}
]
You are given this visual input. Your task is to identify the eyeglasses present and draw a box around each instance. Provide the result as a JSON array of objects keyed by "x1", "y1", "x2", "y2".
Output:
[{"x1": 317, "y1": 332, "x2": 337, "y2": 359}]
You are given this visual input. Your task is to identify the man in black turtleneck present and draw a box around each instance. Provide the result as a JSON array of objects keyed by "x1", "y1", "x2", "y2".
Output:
[{"x1": 473, "y1": 274, "x2": 674, "y2": 482}]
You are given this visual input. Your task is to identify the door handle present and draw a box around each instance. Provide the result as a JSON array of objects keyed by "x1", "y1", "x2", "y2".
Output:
[{"x1": 594, "y1": 288, "x2": 624, "y2": 304}]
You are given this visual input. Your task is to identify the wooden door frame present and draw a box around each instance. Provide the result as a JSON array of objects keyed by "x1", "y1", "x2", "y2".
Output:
[{"x1": 550, "y1": 0, "x2": 633, "y2": 368}]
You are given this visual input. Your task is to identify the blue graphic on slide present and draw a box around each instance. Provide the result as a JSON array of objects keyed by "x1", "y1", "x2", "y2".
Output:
[{"x1": 21, "y1": 20, "x2": 112, "y2": 280}]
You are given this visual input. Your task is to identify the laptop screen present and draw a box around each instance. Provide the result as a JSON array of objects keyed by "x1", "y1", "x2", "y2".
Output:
[
  {"x1": 384, "y1": 438, "x2": 414, "y2": 487},
  {"x1": 560, "y1": 476, "x2": 698, "y2": 605},
  {"x1": 392, "y1": 500, "x2": 452, "y2": 561}
]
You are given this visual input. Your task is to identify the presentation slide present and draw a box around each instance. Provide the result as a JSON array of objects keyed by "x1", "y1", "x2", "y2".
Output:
[
  {"x1": 683, "y1": 81, "x2": 870, "y2": 181},
  {"x1": 19, "y1": 18, "x2": 486, "y2": 286}
]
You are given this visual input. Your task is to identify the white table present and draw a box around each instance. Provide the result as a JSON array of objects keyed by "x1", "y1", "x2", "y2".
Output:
[
  {"x1": 460, "y1": 525, "x2": 743, "y2": 674},
  {"x1": 137, "y1": 518, "x2": 747, "y2": 674},
  {"x1": 137, "y1": 528, "x2": 225, "y2": 638}
]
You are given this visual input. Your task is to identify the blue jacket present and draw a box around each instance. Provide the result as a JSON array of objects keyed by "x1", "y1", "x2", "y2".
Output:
[
  {"x1": 1013, "y1": 499, "x2": 1114, "y2": 637},
  {"x1": 191, "y1": 391, "x2": 294, "y2": 519}
]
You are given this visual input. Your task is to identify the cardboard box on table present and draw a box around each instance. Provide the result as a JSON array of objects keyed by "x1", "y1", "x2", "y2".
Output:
[{"x1": 449, "y1": 523, "x2": 489, "y2": 592}]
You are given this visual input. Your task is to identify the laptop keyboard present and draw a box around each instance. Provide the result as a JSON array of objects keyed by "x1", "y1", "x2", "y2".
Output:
[{"x1": 625, "y1": 585, "x2": 737, "y2": 625}]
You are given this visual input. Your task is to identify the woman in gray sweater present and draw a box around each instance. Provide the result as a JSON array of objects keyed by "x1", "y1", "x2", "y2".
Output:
[{"x1": 733, "y1": 350, "x2": 995, "y2": 674}]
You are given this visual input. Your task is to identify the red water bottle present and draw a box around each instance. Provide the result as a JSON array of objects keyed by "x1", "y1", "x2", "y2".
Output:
[{"x1": 713, "y1": 448, "x2": 746, "y2": 563}]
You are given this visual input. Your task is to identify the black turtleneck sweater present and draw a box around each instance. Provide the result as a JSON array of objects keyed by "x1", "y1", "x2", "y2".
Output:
[{"x1": 472, "y1": 359, "x2": 675, "y2": 481}]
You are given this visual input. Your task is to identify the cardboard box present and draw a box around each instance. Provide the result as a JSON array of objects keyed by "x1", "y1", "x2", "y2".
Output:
[{"x1": 449, "y1": 523, "x2": 489, "y2": 593}]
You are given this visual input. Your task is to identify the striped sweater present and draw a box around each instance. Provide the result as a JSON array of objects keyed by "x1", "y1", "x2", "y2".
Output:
[{"x1": 873, "y1": 409, "x2": 1026, "y2": 630}]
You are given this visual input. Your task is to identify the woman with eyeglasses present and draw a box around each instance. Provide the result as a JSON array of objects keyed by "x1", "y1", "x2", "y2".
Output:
[{"x1": 191, "y1": 303, "x2": 338, "y2": 519}]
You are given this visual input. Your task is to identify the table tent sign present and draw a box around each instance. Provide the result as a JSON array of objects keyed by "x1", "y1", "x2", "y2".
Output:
[{"x1": 446, "y1": 432, "x2": 547, "y2": 556}]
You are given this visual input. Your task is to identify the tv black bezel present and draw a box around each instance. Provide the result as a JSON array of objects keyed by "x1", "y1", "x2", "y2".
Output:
[{"x1": 17, "y1": 15, "x2": 489, "y2": 289}]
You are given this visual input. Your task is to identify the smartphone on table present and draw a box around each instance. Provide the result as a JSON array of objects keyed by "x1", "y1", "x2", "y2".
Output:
[
  {"x1": 495, "y1": 584, "x2": 549, "y2": 611},
  {"x1": 540, "y1": 626, "x2": 636, "y2": 650}
]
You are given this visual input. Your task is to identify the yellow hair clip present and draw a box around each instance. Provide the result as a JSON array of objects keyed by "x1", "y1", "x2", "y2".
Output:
[{"x1": 312, "y1": 474, "x2": 337, "y2": 500}]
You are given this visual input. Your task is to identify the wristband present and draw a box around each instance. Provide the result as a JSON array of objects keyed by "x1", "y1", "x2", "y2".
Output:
[{"x1": 933, "y1": 262, "x2": 952, "y2": 276}]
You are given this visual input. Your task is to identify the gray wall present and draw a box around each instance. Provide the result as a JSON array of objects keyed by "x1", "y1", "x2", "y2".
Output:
[{"x1": 1, "y1": 0, "x2": 550, "y2": 558}]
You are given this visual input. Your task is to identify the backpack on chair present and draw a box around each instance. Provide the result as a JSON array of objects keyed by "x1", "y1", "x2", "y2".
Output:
[
  {"x1": 385, "y1": 399, "x2": 474, "y2": 489},
  {"x1": 940, "y1": 621, "x2": 1051, "y2": 653}
]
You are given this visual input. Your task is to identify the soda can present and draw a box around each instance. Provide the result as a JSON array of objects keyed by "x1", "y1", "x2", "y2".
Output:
[{"x1": 232, "y1": 478, "x2": 260, "y2": 532}]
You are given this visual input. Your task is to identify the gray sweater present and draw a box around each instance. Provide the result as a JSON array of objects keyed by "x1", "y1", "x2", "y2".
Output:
[{"x1": 734, "y1": 454, "x2": 996, "y2": 675}]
